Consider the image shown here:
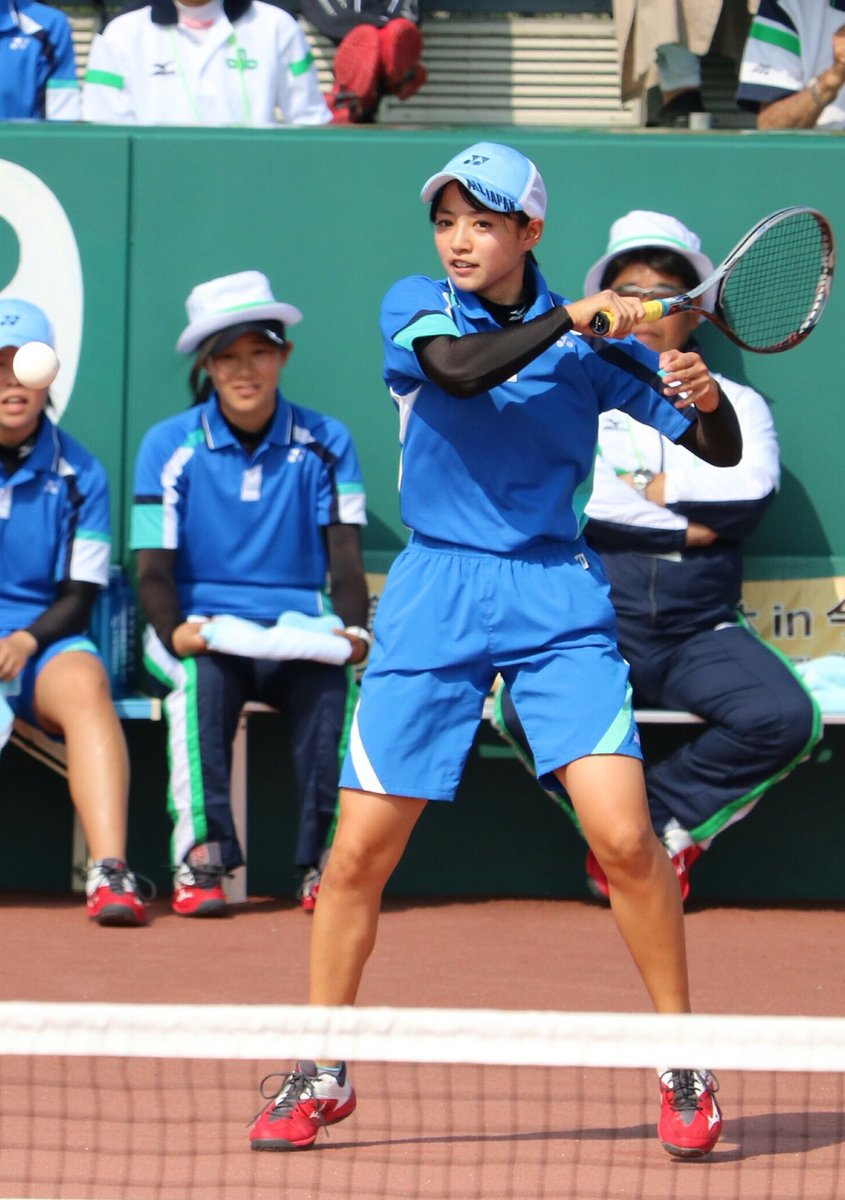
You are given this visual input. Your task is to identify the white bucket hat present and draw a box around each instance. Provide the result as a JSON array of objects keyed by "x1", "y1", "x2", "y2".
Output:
[
  {"x1": 176, "y1": 270, "x2": 303, "y2": 354},
  {"x1": 583, "y1": 211, "x2": 717, "y2": 312}
]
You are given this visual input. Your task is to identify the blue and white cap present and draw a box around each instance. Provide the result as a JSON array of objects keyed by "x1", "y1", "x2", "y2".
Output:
[
  {"x1": 420, "y1": 142, "x2": 547, "y2": 219},
  {"x1": 0, "y1": 298, "x2": 54, "y2": 349}
]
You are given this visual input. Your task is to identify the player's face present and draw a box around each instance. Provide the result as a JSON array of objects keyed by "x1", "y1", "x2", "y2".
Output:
[
  {"x1": 433, "y1": 181, "x2": 543, "y2": 305},
  {"x1": 608, "y1": 264, "x2": 700, "y2": 355},
  {"x1": 0, "y1": 345, "x2": 49, "y2": 446},
  {"x1": 205, "y1": 332, "x2": 291, "y2": 431}
]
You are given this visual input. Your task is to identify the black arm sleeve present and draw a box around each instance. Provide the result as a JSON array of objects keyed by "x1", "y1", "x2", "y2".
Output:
[
  {"x1": 25, "y1": 580, "x2": 99, "y2": 650},
  {"x1": 414, "y1": 306, "x2": 575, "y2": 398},
  {"x1": 135, "y1": 548, "x2": 183, "y2": 653},
  {"x1": 324, "y1": 524, "x2": 369, "y2": 629},
  {"x1": 678, "y1": 385, "x2": 743, "y2": 467}
]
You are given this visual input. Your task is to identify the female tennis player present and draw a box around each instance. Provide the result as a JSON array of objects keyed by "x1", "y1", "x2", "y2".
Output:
[
  {"x1": 0, "y1": 298, "x2": 145, "y2": 926},
  {"x1": 248, "y1": 143, "x2": 740, "y2": 1158}
]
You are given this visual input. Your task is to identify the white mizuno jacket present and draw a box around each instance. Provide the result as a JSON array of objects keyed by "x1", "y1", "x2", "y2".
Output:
[
  {"x1": 585, "y1": 370, "x2": 781, "y2": 635},
  {"x1": 82, "y1": 0, "x2": 331, "y2": 126}
]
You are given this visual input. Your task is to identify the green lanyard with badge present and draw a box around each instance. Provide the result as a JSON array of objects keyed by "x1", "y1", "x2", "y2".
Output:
[{"x1": 168, "y1": 28, "x2": 254, "y2": 124}]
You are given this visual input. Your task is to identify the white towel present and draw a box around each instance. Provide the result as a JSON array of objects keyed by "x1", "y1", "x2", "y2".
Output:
[
  {"x1": 200, "y1": 613, "x2": 352, "y2": 665},
  {"x1": 795, "y1": 655, "x2": 845, "y2": 714},
  {"x1": 0, "y1": 678, "x2": 22, "y2": 752}
]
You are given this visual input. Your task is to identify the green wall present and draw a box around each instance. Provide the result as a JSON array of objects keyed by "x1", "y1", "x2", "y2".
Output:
[
  {"x1": 1, "y1": 124, "x2": 843, "y2": 901},
  {"x1": 1, "y1": 124, "x2": 843, "y2": 569}
]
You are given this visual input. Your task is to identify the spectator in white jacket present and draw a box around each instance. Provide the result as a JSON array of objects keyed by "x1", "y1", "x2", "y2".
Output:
[{"x1": 81, "y1": 0, "x2": 330, "y2": 126}]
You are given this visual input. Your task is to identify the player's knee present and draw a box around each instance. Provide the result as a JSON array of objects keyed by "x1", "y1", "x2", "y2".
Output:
[
  {"x1": 591, "y1": 825, "x2": 655, "y2": 883},
  {"x1": 321, "y1": 836, "x2": 392, "y2": 895}
]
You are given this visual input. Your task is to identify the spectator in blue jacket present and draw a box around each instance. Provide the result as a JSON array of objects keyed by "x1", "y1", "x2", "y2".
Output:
[{"x1": 0, "y1": 0, "x2": 80, "y2": 120}]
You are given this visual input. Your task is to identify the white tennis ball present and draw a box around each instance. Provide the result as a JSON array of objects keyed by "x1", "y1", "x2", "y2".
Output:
[{"x1": 13, "y1": 341, "x2": 60, "y2": 390}]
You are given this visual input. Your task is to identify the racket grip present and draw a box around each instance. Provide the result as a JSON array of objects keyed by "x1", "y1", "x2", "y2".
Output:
[
  {"x1": 589, "y1": 298, "x2": 669, "y2": 337},
  {"x1": 589, "y1": 310, "x2": 614, "y2": 336}
]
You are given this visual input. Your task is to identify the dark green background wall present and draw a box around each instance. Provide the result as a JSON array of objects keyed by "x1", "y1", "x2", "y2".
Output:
[{"x1": 0, "y1": 125, "x2": 843, "y2": 901}]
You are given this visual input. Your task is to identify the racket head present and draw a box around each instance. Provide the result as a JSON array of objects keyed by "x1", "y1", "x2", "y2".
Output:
[
  {"x1": 710, "y1": 207, "x2": 835, "y2": 353},
  {"x1": 589, "y1": 207, "x2": 835, "y2": 347}
]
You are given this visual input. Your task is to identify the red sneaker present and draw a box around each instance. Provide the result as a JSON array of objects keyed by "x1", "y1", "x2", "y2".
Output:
[
  {"x1": 86, "y1": 859, "x2": 146, "y2": 927},
  {"x1": 394, "y1": 62, "x2": 426, "y2": 101},
  {"x1": 658, "y1": 1069, "x2": 722, "y2": 1158},
  {"x1": 297, "y1": 866, "x2": 321, "y2": 913},
  {"x1": 249, "y1": 1060, "x2": 357, "y2": 1150},
  {"x1": 671, "y1": 843, "x2": 702, "y2": 902},
  {"x1": 378, "y1": 18, "x2": 423, "y2": 95},
  {"x1": 584, "y1": 848, "x2": 610, "y2": 902},
  {"x1": 332, "y1": 25, "x2": 381, "y2": 121},
  {"x1": 585, "y1": 842, "x2": 702, "y2": 903},
  {"x1": 172, "y1": 843, "x2": 228, "y2": 917}
]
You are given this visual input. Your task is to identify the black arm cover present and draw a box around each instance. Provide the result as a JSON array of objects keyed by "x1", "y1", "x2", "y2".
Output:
[
  {"x1": 135, "y1": 548, "x2": 183, "y2": 653},
  {"x1": 415, "y1": 307, "x2": 575, "y2": 398},
  {"x1": 678, "y1": 386, "x2": 743, "y2": 467},
  {"x1": 324, "y1": 524, "x2": 370, "y2": 629},
  {"x1": 25, "y1": 580, "x2": 99, "y2": 650}
]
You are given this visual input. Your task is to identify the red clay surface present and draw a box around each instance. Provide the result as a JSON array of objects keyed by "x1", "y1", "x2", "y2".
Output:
[{"x1": 1, "y1": 892, "x2": 843, "y2": 1199}]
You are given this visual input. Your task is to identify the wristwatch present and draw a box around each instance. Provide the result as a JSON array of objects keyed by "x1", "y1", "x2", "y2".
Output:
[
  {"x1": 632, "y1": 468, "x2": 654, "y2": 496},
  {"x1": 344, "y1": 625, "x2": 373, "y2": 661}
]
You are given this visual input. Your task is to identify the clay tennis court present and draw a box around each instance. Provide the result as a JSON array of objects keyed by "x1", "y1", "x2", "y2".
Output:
[{"x1": 1, "y1": 891, "x2": 843, "y2": 1199}]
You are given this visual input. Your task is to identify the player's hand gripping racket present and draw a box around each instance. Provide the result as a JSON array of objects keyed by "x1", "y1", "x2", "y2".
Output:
[{"x1": 589, "y1": 206, "x2": 835, "y2": 353}]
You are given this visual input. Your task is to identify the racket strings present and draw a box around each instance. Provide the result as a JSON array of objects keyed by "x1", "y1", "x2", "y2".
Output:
[{"x1": 719, "y1": 212, "x2": 832, "y2": 352}]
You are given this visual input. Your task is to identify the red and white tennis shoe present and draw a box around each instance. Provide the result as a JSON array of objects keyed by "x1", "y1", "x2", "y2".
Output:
[
  {"x1": 172, "y1": 843, "x2": 228, "y2": 917},
  {"x1": 297, "y1": 866, "x2": 322, "y2": 913},
  {"x1": 585, "y1": 841, "x2": 702, "y2": 903},
  {"x1": 249, "y1": 1060, "x2": 356, "y2": 1150},
  {"x1": 85, "y1": 859, "x2": 146, "y2": 926},
  {"x1": 658, "y1": 1068, "x2": 722, "y2": 1158}
]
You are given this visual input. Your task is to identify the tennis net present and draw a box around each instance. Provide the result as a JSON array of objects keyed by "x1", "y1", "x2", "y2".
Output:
[{"x1": 0, "y1": 1001, "x2": 843, "y2": 1200}]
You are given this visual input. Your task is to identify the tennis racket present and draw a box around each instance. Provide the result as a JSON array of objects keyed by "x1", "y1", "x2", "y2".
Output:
[{"x1": 589, "y1": 206, "x2": 835, "y2": 353}]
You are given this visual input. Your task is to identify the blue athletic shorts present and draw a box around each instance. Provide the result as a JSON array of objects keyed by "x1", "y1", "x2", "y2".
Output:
[
  {"x1": 3, "y1": 634, "x2": 100, "y2": 729},
  {"x1": 340, "y1": 534, "x2": 641, "y2": 801}
]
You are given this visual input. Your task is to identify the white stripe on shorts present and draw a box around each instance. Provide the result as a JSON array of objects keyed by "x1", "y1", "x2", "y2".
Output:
[{"x1": 347, "y1": 706, "x2": 386, "y2": 794}]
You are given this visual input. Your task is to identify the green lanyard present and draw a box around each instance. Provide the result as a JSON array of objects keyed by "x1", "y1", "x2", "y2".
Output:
[{"x1": 168, "y1": 28, "x2": 254, "y2": 125}]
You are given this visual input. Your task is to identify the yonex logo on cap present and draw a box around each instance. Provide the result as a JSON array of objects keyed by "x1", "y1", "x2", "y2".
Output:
[
  {"x1": 0, "y1": 316, "x2": 20, "y2": 326},
  {"x1": 463, "y1": 154, "x2": 491, "y2": 166}
]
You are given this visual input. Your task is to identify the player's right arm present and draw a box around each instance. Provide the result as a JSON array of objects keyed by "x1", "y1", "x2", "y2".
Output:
[{"x1": 414, "y1": 290, "x2": 644, "y2": 399}]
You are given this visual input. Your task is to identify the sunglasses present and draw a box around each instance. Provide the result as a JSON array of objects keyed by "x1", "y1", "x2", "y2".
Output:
[{"x1": 612, "y1": 283, "x2": 682, "y2": 302}]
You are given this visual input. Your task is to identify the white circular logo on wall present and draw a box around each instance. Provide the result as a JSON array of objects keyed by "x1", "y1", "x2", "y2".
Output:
[{"x1": 0, "y1": 159, "x2": 83, "y2": 422}]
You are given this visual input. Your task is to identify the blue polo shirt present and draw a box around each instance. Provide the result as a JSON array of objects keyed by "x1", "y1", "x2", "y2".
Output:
[
  {"x1": 381, "y1": 263, "x2": 692, "y2": 553},
  {"x1": 0, "y1": 417, "x2": 111, "y2": 632},
  {"x1": 130, "y1": 392, "x2": 367, "y2": 621},
  {"x1": 0, "y1": 0, "x2": 80, "y2": 120}
]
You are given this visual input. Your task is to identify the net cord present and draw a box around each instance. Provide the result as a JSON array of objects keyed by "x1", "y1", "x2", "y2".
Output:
[{"x1": 0, "y1": 1003, "x2": 843, "y2": 1073}]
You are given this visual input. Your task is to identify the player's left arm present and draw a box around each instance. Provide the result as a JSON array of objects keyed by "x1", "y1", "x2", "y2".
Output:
[{"x1": 663, "y1": 348, "x2": 742, "y2": 467}]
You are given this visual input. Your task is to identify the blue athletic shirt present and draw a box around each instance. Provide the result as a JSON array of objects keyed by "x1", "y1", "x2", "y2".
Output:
[
  {"x1": 0, "y1": 0, "x2": 80, "y2": 120},
  {"x1": 381, "y1": 261, "x2": 694, "y2": 554},
  {"x1": 0, "y1": 417, "x2": 111, "y2": 632},
  {"x1": 130, "y1": 391, "x2": 367, "y2": 621}
]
